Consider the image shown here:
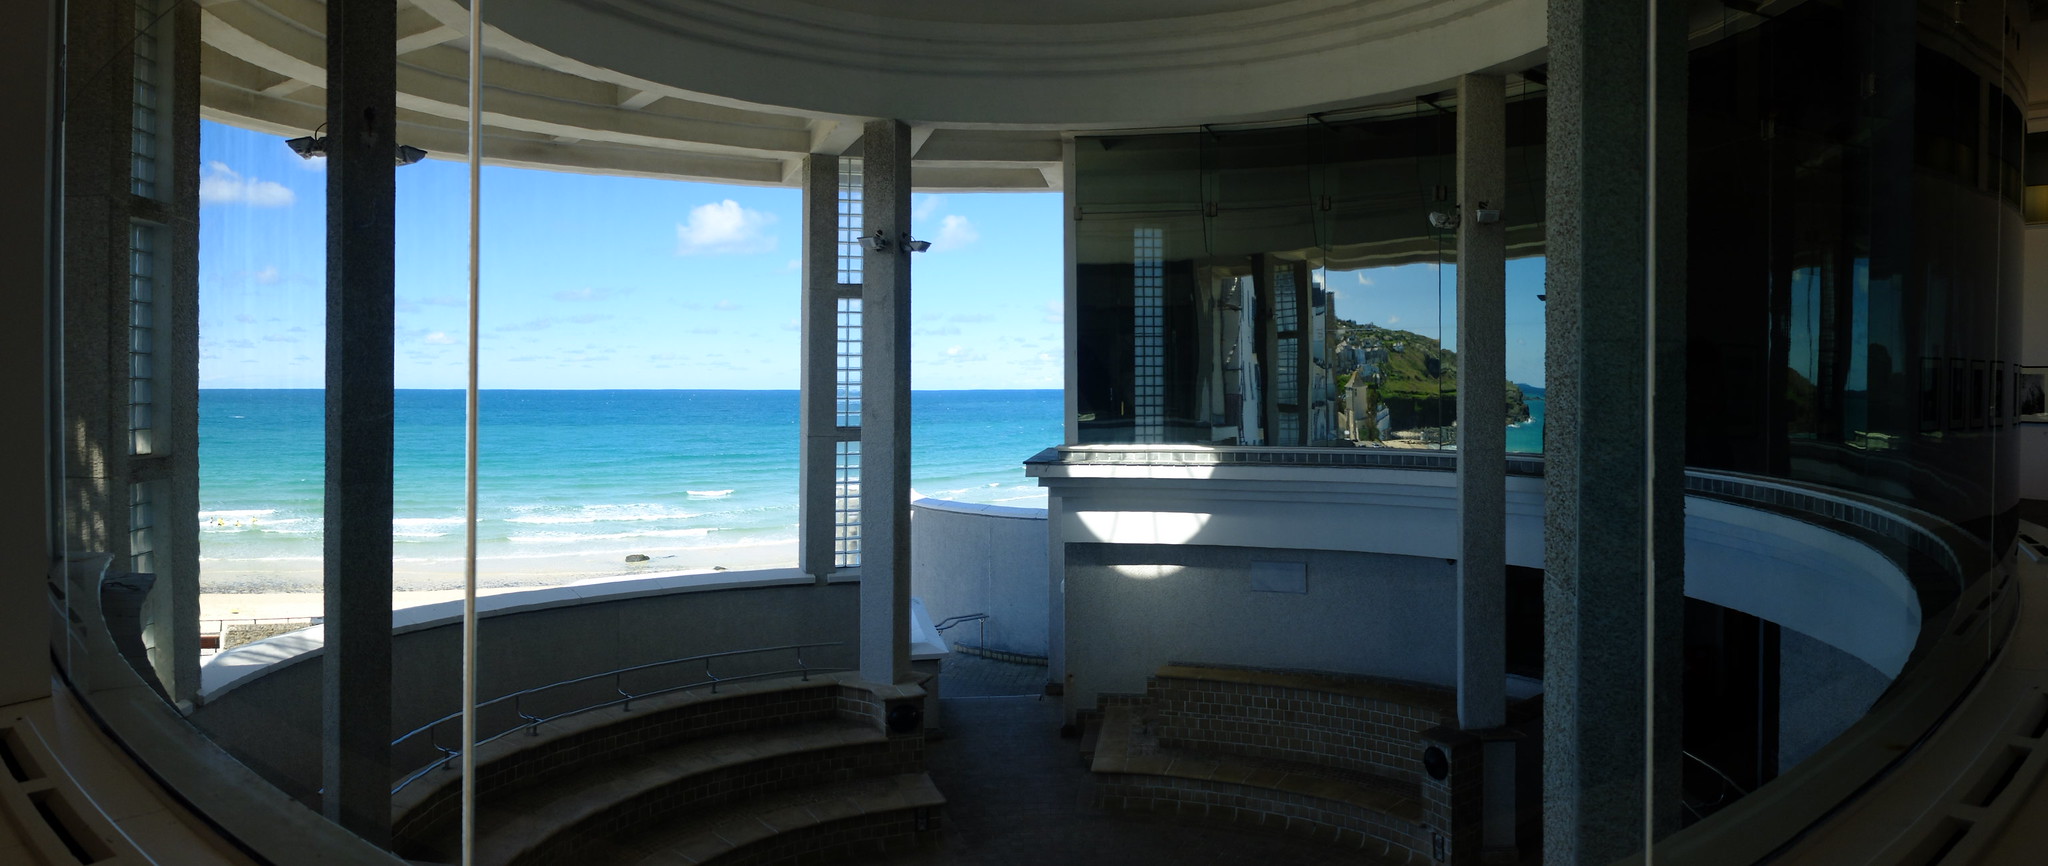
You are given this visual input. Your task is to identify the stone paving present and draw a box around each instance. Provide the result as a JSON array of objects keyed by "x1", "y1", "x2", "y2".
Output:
[
  {"x1": 870, "y1": 666, "x2": 1413, "y2": 866},
  {"x1": 938, "y1": 653, "x2": 1051, "y2": 698}
]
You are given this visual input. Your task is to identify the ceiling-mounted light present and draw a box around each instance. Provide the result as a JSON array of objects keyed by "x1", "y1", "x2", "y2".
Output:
[
  {"x1": 282, "y1": 126, "x2": 428, "y2": 167},
  {"x1": 285, "y1": 135, "x2": 326, "y2": 160}
]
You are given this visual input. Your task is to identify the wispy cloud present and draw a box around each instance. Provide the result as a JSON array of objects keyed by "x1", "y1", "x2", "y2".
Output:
[
  {"x1": 931, "y1": 215, "x2": 979, "y2": 252},
  {"x1": 676, "y1": 200, "x2": 778, "y2": 255},
  {"x1": 236, "y1": 313, "x2": 258, "y2": 324},
  {"x1": 1355, "y1": 273, "x2": 1374, "y2": 286},
  {"x1": 200, "y1": 161, "x2": 296, "y2": 207},
  {"x1": 714, "y1": 300, "x2": 740, "y2": 311},
  {"x1": 253, "y1": 265, "x2": 283, "y2": 285},
  {"x1": 939, "y1": 345, "x2": 988, "y2": 363},
  {"x1": 423, "y1": 332, "x2": 457, "y2": 345},
  {"x1": 781, "y1": 318, "x2": 800, "y2": 332},
  {"x1": 495, "y1": 317, "x2": 557, "y2": 332},
  {"x1": 949, "y1": 313, "x2": 994, "y2": 323},
  {"x1": 912, "y1": 194, "x2": 946, "y2": 223},
  {"x1": 262, "y1": 334, "x2": 298, "y2": 343},
  {"x1": 554, "y1": 287, "x2": 627, "y2": 303},
  {"x1": 916, "y1": 325, "x2": 962, "y2": 337},
  {"x1": 1042, "y1": 300, "x2": 1063, "y2": 325}
]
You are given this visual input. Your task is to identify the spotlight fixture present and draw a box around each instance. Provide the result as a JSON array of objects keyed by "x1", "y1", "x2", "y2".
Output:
[
  {"x1": 281, "y1": 126, "x2": 430, "y2": 166},
  {"x1": 857, "y1": 230, "x2": 891, "y2": 252},
  {"x1": 285, "y1": 134, "x2": 325, "y2": 160},
  {"x1": 904, "y1": 238, "x2": 932, "y2": 253},
  {"x1": 1427, "y1": 205, "x2": 1460, "y2": 230}
]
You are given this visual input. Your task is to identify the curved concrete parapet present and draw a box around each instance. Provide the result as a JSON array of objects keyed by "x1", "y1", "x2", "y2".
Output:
[
  {"x1": 909, "y1": 495, "x2": 1050, "y2": 659},
  {"x1": 190, "y1": 569, "x2": 862, "y2": 804}
]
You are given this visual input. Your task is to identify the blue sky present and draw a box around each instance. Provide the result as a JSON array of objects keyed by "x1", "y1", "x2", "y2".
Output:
[{"x1": 199, "y1": 120, "x2": 1545, "y2": 390}]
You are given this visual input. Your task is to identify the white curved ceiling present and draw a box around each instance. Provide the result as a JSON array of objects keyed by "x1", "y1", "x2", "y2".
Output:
[{"x1": 197, "y1": 0, "x2": 1547, "y2": 190}]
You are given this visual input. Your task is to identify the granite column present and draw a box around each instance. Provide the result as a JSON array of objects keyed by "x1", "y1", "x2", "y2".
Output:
[
  {"x1": 321, "y1": 0, "x2": 396, "y2": 843},
  {"x1": 1542, "y1": 0, "x2": 1688, "y2": 862},
  {"x1": 858, "y1": 120, "x2": 913, "y2": 684}
]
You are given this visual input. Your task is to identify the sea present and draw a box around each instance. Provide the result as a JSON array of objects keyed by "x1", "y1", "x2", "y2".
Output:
[
  {"x1": 199, "y1": 389, "x2": 1544, "y2": 591},
  {"x1": 198, "y1": 389, "x2": 1062, "y2": 590},
  {"x1": 1507, "y1": 398, "x2": 1547, "y2": 455}
]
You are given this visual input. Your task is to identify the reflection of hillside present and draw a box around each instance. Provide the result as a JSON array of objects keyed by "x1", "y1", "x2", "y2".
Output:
[{"x1": 1342, "y1": 321, "x2": 1531, "y2": 434}]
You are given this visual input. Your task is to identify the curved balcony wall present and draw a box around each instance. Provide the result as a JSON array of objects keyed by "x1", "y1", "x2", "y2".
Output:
[
  {"x1": 188, "y1": 572, "x2": 859, "y2": 805},
  {"x1": 908, "y1": 496, "x2": 1050, "y2": 659}
]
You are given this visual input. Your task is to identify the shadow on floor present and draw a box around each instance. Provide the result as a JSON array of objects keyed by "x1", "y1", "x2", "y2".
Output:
[{"x1": 873, "y1": 675, "x2": 1412, "y2": 866}]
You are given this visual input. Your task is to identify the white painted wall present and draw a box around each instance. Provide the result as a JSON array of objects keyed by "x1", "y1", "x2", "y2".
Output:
[
  {"x1": 1063, "y1": 543, "x2": 1457, "y2": 713},
  {"x1": 909, "y1": 498, "x2": 1049, "y2": 657}
]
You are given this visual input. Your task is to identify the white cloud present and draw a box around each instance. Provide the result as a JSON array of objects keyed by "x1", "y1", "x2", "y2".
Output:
[
  {"x1": 785, "y1": 259, "x2": 801, "y2": 271},
  {"x1": 254, "y1": 266, "x2": 282, "y2": 285},
  {"x1": 714, "y1": 300, "x2": 740, "y2": 311},
  {"x1": 236, "y1": 313, "x2": 258, "y2": 324},
  {"x1": 200, "y1": 162, "x2": 295, "y2": 207},
  {"x1": 675, "y1": 200, "x2": 778, "y2": 255},
  {"x1": 1355, "y1": 273, "x2": 1374, "y2": 286},
  {"x1": 1387, "y1": 315, "x2": 1402, "y2": 324},
  {"x1": 781, "y1": 318, "x2": 801, "y2": 332},
  {"x1": 1043, "y1": 300, "x2": 1064, "y2": 325},
  {"x1": 930, "y1": 214, "x2": 979, "y2": 252},
  {"x1": 939, "y1": 345, "x2": 988, "y2": 363},
  {"x1": 912, "y1": 194, "x2": 946, "y2": 223},
  {"x1": 424, "y1": 332, "x2": 456, "y2": 345}
]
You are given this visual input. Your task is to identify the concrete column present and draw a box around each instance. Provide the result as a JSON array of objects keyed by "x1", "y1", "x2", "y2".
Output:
[
  {"x1": 1455, "y1": 73, "x2": 1507, "y2": 731},
  {"x1": 0, "y1": 0, "x2": 56, "y2": 709},
  {"x1": 858, "y1": 119, "x2": 912, "y2": 685},
  {"x1": 321, "y1": 0, "x2": 396, "y2": 843},
  {"x1": 1543, "y1": 1, "x2": 1688, "y2": 863},
  {"x1": 1455, "y1": 73, "x2": 1514, "y2": 861},
  {"x1": 799, "y1": 154, "x2": 840, "y2": 581}
]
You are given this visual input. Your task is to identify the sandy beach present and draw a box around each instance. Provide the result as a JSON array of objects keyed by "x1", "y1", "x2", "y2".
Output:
[{"x1": 199, "y1": 539, "x2": 801, "y2": 621}]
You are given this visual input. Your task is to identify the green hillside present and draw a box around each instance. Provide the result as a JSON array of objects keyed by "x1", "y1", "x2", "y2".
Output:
[{"x1": 1344, "y1": 320, "x2": 1530, "y2": 431}]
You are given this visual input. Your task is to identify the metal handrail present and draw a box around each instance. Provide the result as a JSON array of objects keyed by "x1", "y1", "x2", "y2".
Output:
[
  {"x1": 388, "y1": 641, "x2": 845, "y2": 795},
  {"x1": 1682, "y1": 749, "x2": 1751, "y2": 796},
  {"x1": 934, "y1": 613, "x2": 989, "y2": 653}
]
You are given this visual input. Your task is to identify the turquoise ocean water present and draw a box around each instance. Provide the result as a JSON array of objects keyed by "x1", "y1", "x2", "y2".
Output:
[
  {"x1": 198, "y1": 389, "x2": 1061, "y2": 589},
  {"x1": 1507, "y1": 398, "x2": 1546, "y2": 455},
  {"x1": 199, "y1": 390, "x2": 1541, "y2": 589}
]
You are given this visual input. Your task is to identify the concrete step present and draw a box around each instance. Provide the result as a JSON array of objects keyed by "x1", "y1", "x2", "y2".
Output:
[
  {"x1": 396, "y1": 718, "x2": 896, "y2": 865},
  {"x1": 571, "y1": 773, "x2": 945, "y2": 866}
]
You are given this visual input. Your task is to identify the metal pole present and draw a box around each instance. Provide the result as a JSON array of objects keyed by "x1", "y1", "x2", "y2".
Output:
[{"x1": 461, "y1": 1, "x2": 483, "y2": 863}]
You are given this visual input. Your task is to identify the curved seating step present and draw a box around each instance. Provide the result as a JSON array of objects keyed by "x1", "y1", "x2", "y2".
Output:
[
  {"x1": 397, "y1": 718, "x2": 903, "y2": 864},
  {"x1": 1088, "y1": 697, "x2": 1433, "y2": 856},
  {"x1": 556, "y1": 773, "x2": 944, "y2": 866}
]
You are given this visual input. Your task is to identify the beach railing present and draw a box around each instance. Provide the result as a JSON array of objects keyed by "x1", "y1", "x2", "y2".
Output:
[
  {"x1": 198, "y1": 616, "x2": 321, "y2": 654},
  {"x1": 389, "y1": 641, "x2": 846, "y2": 795}
]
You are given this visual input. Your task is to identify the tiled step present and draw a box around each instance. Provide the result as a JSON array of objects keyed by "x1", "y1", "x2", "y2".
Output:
[
  {"x1": 397, "y1": 718, "x2": 898, "y2": 865},
  {"x1": 1089, "y1": 704, "x2": 1429, "y2": 854},
  {"x1": 569, "y1": 773, "x2": 945, "y2": 866}
]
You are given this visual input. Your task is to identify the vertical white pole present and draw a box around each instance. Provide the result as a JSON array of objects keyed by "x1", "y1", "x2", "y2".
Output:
[{"x1": 461, "y1": 1, "x2": 483, "y2": 864}]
